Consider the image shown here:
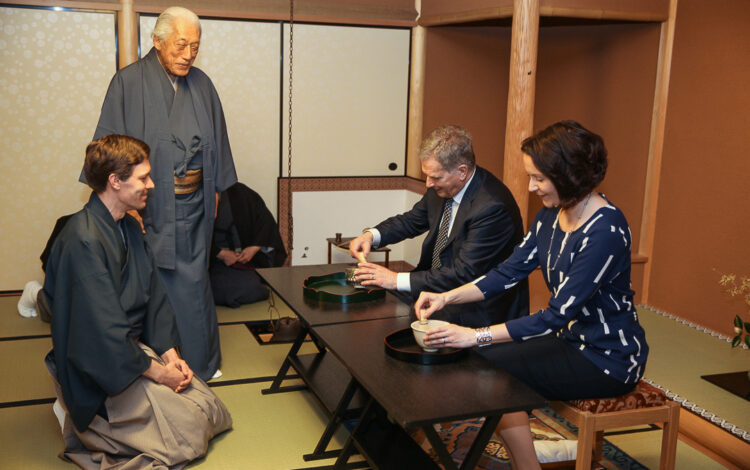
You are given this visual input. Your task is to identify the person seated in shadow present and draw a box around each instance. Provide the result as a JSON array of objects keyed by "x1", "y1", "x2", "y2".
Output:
[
  {"x1": 17, "y1": 214, "x2": 74, "y2": 320},
  {"x1": 415, "y1": 121, "x2": 649, "y2": 469},
  {"x1": 210, "y1": 182, "x2": 287, "y2": 308},
  {"x1": 44, "y1": 134, "x2": 232, "y2": 468}
]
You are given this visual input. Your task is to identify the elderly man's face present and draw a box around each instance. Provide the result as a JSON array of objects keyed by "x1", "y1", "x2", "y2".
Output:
[{"x1": 154, "y1": 17, "x2": 200, "y2": 77}]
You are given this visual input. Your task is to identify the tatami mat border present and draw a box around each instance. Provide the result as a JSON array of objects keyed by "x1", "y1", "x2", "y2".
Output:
[{"x1": 638, "y1": 304, "x2": 748, "y2": 350}]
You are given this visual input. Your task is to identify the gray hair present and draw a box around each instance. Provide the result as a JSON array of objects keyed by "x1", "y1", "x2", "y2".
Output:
[
  {"x1": 419, "y1": 125, "x2": 476, "y2": 172},
  {"x1": 151, "y1": 6, "x2": 201, "y2": 42}
]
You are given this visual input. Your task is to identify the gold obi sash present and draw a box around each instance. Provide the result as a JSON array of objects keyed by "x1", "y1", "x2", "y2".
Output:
[{"x1": 174, "y1": 169, "x2": 202, "y2": 195}]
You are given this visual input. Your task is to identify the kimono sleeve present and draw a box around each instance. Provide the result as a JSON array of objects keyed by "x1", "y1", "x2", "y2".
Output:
[{"x1": 63, "y1": 239, "x2": 151, "y2": 396}]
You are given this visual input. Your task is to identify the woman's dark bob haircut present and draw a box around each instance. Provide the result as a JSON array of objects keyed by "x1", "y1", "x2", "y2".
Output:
[{"x1": 521, "y1": 120, "x2": 607, "y2": 208}]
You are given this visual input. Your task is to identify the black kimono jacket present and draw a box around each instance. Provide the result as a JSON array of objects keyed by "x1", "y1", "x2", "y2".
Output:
[{"x1": 44, "y1": 193, "x2": 181, "y2": 431}]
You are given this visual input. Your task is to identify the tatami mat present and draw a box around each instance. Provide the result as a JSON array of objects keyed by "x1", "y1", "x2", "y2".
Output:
[
  {"x1": 0, "y1": 296, "x2": 51, "y2": 338},
  {"x1": 638, "y1": 306, "x2": 750, "y2": 432},
  {"x1": 0, "y1": 294, "x2": 741, "y2": 469},
  {"x1": 212, "y1": 323, "x2": 319, "y2": 383},
  {"x1": 0, "y1": 337, "x2": 56, "y2": 403}
]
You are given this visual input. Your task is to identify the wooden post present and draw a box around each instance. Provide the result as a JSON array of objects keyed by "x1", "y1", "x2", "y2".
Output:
[
  {"x1": 503, "y1": 0, "x2": 539, "y2": 227},
  {"x1": 638, "y1": 0, "x2": 678, "y2": 302},
  {"x1": 406, "y1": 6, "x2": 426, "y2": 178},
  {"x1": 118, "y1": 0, "x2": 138, "y2": 68}
]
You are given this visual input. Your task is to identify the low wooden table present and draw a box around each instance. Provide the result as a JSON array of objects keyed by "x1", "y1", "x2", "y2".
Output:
[
  {"x1": 312, "y1": 317, "x2": 547, "y2": 470},
  {"x1": 256, "y1": 264, "x2": 546, "y2": 469}
]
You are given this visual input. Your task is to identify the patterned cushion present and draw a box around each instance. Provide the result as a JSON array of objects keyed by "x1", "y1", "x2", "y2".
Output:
[{"x1": 567, "y1": 381, "x2": 668, "y2": 413}]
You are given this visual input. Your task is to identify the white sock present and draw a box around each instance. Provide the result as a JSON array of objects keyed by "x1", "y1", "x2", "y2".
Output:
[
  {"x1": 211, "y1": 369, "x2": 223, "y2": 379},
  {"x1": 17, "y1": 280, "x2": 42, "y2": 318},
  {"x1": 52, "y1": 399, "x2": 65, "y2": 432},
  {"x1": 533, "y1": 439, "x2": 578, "y2": 463}
]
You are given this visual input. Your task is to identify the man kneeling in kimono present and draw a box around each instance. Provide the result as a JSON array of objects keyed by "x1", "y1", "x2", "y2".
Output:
[{"x1": 43, "y1": 134, "x2": 232, "y2": 469}]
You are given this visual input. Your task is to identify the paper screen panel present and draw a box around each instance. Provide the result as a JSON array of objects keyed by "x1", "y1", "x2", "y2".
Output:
[
  {"x1": 0, "y1": 7, "x2": 116, "y2": 290},
  {"x1": 282, "y1": 24, "x2": 410, "y2": 177}
]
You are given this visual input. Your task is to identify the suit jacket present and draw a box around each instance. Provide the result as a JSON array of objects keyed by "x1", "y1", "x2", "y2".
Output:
[{"x1": 375, "y1": 166, "x2": 529, "y2": 326}]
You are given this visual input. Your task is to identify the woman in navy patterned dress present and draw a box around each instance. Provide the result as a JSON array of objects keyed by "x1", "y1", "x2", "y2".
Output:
[{"x1": 415, "y1": 120, "x2": 648, "y2": 469}]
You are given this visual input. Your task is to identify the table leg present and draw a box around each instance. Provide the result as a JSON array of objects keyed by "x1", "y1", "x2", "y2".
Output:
[
  {"x1": 460, "y1": 414, "x2": 501, "y2": 470},
  {"x1": 422, "y1": 424, "x2": 459, "y2": 470},
  {"x1": 261, "y1": 326, "x2": 311, "y2": 395},
  {"x1": 328, "y1": 241, "x2": 332, "y2": 264},
  {"x1": 304, "y1": 377, "x2": 359, "y2": 461},
  {"x1": 334, "y1": 396, "x2": 376, "y2": 470}
]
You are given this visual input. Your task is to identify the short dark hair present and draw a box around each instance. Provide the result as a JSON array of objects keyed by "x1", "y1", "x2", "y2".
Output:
[
  {"x1": 84, "y1": 135, "x2": 150, "y2": 193},
  {"x1": 419, "y1": 125, "x2": 476, "y2": 172},
  {"x1": 521, "y1": 120, "x2": 607, "y2": 208}
]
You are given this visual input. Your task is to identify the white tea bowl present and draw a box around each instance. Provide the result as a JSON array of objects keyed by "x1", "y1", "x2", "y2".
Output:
[{"x1": 411, "y1": 319, "x2": 449, "y2": 352}]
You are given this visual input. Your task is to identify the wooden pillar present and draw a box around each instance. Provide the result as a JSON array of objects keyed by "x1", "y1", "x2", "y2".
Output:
[
  {"x1": 118, "y1": 0, "x2": 138, "y2": 69},
  {"x1": 503, "y1": 0, "x2": 539, "y2": 226},
  {"x1": 638, "y1": 0, "x2": 678, "y2": 302},
  {"x1": 406, "y1": 6, "x2": 426, "y2": 178}
]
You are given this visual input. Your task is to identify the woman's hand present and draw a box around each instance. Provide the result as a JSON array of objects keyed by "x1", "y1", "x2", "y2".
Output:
[
  {"x1": 414, "y1": 291, "x2": 447, "y2": 320},
  {"x1": 237, "y1": 245, "x2": 261, "y2": 264},
  {"x1": 423, "y1": 323, "x2": 478, "y2": 349}
]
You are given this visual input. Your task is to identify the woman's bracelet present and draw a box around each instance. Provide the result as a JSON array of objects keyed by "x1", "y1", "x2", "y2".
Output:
[{"x1": 475, "y1": 326, "x2": 492, "y2": 347}]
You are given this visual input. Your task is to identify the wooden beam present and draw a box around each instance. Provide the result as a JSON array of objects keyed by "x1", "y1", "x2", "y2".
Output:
[
  {"x1": 419, "y1": 6, "x2": 513, "y2": 27},
  {"x1": 503, "y1": 0, "x2": 539, "y2": 226},
  {"x1": 638, "y1": 0, "x2": 678, "y2": 302},
  {"x1": 406, "y1": 24, "x2": 426, "y2": 179},
  {"x1": 117, "y1": 0, "x2": 138, "y2": 68}
]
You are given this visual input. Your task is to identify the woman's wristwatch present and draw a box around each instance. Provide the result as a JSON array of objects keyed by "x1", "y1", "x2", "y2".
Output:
[{"x1": 475, "y1": 326, "x2": 493, "y2": 347}]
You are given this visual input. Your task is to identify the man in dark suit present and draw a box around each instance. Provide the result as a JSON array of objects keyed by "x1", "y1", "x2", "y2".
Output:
[{"x1": 350, "y1": 125, "x2": 529, "y2": 326}]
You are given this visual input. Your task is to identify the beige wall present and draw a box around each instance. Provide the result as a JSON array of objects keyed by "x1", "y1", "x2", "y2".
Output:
[
  {"x1": 0, "y1": 7, "x2": 116, "y2": 290},
  {"x1": 647, "y1": 0, "x2": 750, "y2": 336}
]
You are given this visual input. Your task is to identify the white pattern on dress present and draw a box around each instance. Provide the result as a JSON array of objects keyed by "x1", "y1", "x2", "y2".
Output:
[
  {"x1": 593, "y1": 254, "x2": 614, "y2": 283},
  {"x1": 597, "y1": 308, "x2": 610, "y2": 334},
  {"x1": 559, "y1": 295, "x2": 575, "y2": 315}
]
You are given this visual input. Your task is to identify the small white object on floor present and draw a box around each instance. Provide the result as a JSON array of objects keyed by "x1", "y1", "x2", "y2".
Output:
[
  {"x1": 17, "y1": 280, "x2": 42, "y2": 318},
  {"x1": 211, "y1": 369, "x2": 223, "y2": 380},
  {"x1": 534, "y1": 439, "x2": 578, "y2": 463},
  {"x1": 52, "y1": 399, "x2": 65, "y2": 432}
]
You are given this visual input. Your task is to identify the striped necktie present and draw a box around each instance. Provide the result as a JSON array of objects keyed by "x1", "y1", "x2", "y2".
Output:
[{"x1": 431, "y1": 198, "x2": 453, "y2": 270}]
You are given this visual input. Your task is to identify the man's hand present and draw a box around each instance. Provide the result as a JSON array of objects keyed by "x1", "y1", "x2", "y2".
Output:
[
  {"x1": 237, "y1": 246, "x2": 261, "y2": 264},
  {"x1": 356, "y1": 262, "x2": 398, "y2": 290},
  {"x1": 161, "y1": 348, "x2": 194, "y2": 391},
  {"x1": 349, "y1": 232, "x2": 373, "y2": 261},
  {"x1": 217, "y1": 249, "x2": 239, "y2": 266}
]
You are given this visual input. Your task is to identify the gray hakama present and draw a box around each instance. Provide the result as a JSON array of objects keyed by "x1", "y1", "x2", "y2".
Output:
[{"x1": 88, "y1": 48, "x2": 238, "y2": 380}]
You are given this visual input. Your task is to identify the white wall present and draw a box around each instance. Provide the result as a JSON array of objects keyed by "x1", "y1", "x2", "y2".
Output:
[{"x1": 292, "y1": 189, "x2": 426, "y2": 267}]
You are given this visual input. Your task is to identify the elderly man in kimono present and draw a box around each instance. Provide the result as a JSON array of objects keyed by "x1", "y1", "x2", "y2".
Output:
[
  {"x1": 45, "y1": 134, "x2": 232, "y2": 469},
  {"x1": 85, "y1": 6, "x2": 237, "y2": 380}
]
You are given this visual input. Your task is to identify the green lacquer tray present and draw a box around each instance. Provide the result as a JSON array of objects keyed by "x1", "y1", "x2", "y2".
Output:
[{"x1": 302, "y1": 272, "x2": 385, "y2": 303}]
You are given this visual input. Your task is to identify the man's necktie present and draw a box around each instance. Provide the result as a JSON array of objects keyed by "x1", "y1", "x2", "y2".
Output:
[{"x1": 431, "y1": 198, "x2": 453, "y2": 270}]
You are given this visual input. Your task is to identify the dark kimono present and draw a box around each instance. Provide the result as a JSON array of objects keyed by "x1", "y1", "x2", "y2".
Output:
[
  {"x1": 43, "y1": 194, "x2": 232, "y2": 468},
  {"x1": 210, "y1": 183, "x2": 287, "y2": 307},
  {"x1": 44, "y1": 193, "x2": 180, "y2": 432},
  {"x1": 86, "y1": 47, "x2": 238, "y2": 380}
]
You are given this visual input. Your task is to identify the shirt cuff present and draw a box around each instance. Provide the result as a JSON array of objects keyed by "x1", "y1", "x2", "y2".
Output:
[
  {"x1": 396, "y1": 272, "x2": 411, "y2": 292},
  {"x1": 366, "y1": 228, "x2": 381, "y2": 248}
]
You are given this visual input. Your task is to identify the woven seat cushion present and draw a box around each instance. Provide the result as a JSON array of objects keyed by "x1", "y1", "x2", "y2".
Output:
[{"x1": 568, "y1": 381, "x2": 668, "y2": 413}]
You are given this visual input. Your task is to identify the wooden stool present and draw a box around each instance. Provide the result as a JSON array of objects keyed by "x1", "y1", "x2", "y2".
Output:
[{"x1": 550, "y1": 381, "x2": 680, "y2": 470}]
